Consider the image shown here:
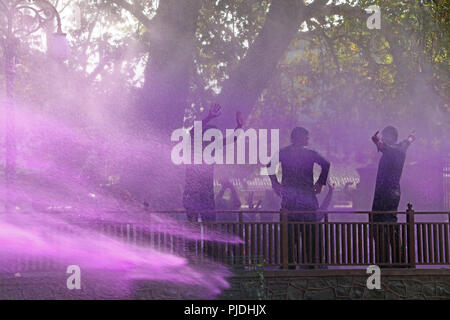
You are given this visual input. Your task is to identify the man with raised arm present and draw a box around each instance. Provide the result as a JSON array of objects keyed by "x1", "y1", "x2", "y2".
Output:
[
  {"x1": 269, "y1": 127, "x2": 330, "y2": 269},
  {"x1": 183, "y1": 104, "x2": 243, "y2": 223},
  {"x1": 371, "y1": 126, "x2": 416, "y2": 266}
]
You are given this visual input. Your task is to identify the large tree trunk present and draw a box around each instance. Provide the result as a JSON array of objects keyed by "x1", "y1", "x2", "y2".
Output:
[
  {"x1": 122, "y1": 0, "x2": 202, "y2": 209},
  {"x1": 118, "y1": 1, "x2": 371, "y2": 209},
  {"x1": 216, "y1": 0, "x2": 304, "y2": 128},
  {"x1": 125, "y1": 0, "x2": 325, "y2": 208},
  {"x1": 139, "y1": 0, "x2": 203, "y2": 136}
]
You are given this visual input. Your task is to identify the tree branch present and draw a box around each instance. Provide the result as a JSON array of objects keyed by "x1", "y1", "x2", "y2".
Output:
[
  {"x1": 216, "y1": 0, "x2": 304, "y2": 127},
  {"x1": 111, "y1": 0, "x2": 153, "y2": 29},
  {"x1": 316, "y1": 3, "x2": 367, "y2": 20},
  {"x1": 307, "y1": 0, "x2": 330, "y2": 13}
]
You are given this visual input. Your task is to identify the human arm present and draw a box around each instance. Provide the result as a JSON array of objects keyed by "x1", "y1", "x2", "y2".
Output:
[
  {"x1": 268, "y1": 159, "x2": 282, "y2": 197},
  {"x1": 371, "y1": 131, "x2": 386, "y2": 152},
  {"x1": 202, "y1": 103, "x2": 222, "y2": 126},
  {"x1": 314, "y1": 152, "x2": 331, "y2": 194},
  {"x1": 270, "y1": 178, "x2": 282, "y2": 197},
  {"x1": 236, "y1": 111, "x2": 244, "y2": 130},
  {"x1": 319, "y1": 182, "x2": 334, "y2": 210},
  {"x1": 222, "y1": 111, "x2": 244, "y2": 147},
  {"x1": 395, "y1": 131, "x2": 415, "y2": 153},
  {"x1": 188, "y1": 104, "x2": 222, "y2": 137}
]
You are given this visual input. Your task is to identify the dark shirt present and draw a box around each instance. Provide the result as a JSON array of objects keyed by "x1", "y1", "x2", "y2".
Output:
[
  {"x1": 277, "y1": 145, "x2": 330, "y2": 215},
  {"x1": 183, "y1": 163, "x2": 215, "y2": 210},
  {"x1": 372, "y1": 139, "x2": 411, "y2": 219},
  {"x1": 183, "y1": 127, "x2": 216, "y2": 211},
  {"x1": 374, "y1": 140, "x2": 410, "y2": 191},
  {"x1": 279, "y1": 145, "x2": 330, "y2": 190}
]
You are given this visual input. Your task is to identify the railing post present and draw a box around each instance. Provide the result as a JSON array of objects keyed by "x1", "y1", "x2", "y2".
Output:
[
  {"x1": 406, "y1": 203, "x2": 416, "y2": 268},
  {"x1": 281, "y1": 210, "x2": 289, "y2": 269},
  {"x1": 239, "y1": 211, "x2": 244, "y2": 265}
]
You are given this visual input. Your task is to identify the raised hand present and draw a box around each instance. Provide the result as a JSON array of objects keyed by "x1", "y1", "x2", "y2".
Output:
[
  {"x1": 236, "y1": 111, "x2": 244, "y2": 128},
  {"x1": 209, "y1": 103, "x2": 222, "y2": 118},
  {"x1": 408, "y1": 130, "x2": 416, "y2": 143},
  {"x1": 371, "y1": 131, "x2": 380, "y2": 144}
]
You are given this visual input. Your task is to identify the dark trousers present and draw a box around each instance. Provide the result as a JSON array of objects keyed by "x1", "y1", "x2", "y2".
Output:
[
  {"x1": 371, "y1": 222, "x2": 406, "y2": 266},
  {"x1": 283, "y1": 210, "x2": 323, "y2": 269},
  {"x1": 287, "y1": 221, "x2": 322, "y2": 268},
  {"x1": 281, "y1": 189, "x2": 322, "y2": 268},
  {"x1": 371, "y1": 190, "x2": 407, "y2": 266}
]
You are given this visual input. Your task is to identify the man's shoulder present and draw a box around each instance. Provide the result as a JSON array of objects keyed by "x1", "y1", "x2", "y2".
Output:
[
  {"x1": 280, "y1": 145, "x2": 317, "y2": 155},
  {"x1": 279, "y1": 145, "x2": 291, "y2": 156},
  {"x1": 304, "y1": 147, "x2": 317, "y2": 153},
  {"x1": 382, "y1": 141, "x2": 408, "y2": 156},
  {"x1": 280, "y1": 145, "x2": 291, "y2": 152},
  {"x1": 302, "y1": 147, "x2": 319, "y2": 157},
  {"x1": 395, "y1": 140, "x2": 411, "y2": 152}
]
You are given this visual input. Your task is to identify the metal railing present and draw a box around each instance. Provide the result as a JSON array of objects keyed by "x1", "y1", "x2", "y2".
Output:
[
  {"x1": 3, "y1": 205, "x2": 450, "y2": 272},
  {"x1": 174, "y1": 206, "x2": 449, "y2": 269}
]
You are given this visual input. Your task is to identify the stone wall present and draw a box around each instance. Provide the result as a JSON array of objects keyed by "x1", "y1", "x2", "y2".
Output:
[
  {"x1": 1, "y1": 269, "x2": 449, "y2": 299},
  {"x1": 220, "y1": 269, "x2": 450, "y2": 300}
]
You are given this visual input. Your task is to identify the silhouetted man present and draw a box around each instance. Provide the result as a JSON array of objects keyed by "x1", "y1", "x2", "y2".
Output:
[
  {"x1": 269, "y1": 127, "x2": 330, "y2": 269},
  {"x1": 371, "y1": 126, "x2": 415, "y2": 266},
  {"x1": 183, "y1": 104, "x2": 243, "y2": 223}
]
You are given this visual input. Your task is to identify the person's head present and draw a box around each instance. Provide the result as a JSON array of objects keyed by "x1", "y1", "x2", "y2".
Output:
[
  {"x1": 381, "y1": 126, "x2": 398, "y2": 145},
  {"x1": 290, "y1": 127, "x2": 309, "y2": 146}
]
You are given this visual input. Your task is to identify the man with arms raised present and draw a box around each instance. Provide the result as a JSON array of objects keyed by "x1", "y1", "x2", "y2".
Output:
[{"x1": 371, "y1": 126, "x2": 416, "y2": 266}]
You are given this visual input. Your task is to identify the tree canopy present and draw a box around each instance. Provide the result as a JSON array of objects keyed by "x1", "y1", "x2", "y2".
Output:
[{"x1": 0, "y1": 0, "x2": 448, "y2": 208}]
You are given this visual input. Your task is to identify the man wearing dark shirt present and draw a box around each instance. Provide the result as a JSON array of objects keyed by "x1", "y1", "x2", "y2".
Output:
[
  {"x1": 269, "y1": 127, "x2": 330, "y2": 268},
  {"x1": 371, "y1": 126, "x2": 415, "y2": 266},
  {"x1": 183, "y1": 104, "x2": 221, "y2": 223},
  {"x1": 184, "y1": 159, "x2": 216, "y2": 220},
  {"x1": 183, "y1": 104, "x2": 243, "y2": 223}
]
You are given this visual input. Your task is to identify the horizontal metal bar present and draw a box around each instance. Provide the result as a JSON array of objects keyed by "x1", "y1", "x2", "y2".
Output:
[{"x1": 8, "y1": 210, "x2": 449, "y2": 215}]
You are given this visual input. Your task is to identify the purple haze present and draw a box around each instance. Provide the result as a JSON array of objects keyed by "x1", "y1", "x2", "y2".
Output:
[{"x1": 0, "y1": 105, "x2": 241, "y2": 299}]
